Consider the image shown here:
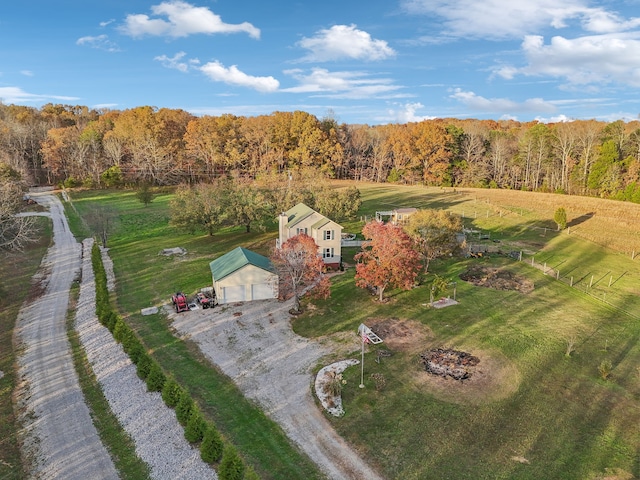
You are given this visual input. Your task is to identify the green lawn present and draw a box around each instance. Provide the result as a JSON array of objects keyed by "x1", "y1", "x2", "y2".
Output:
[
  {"x1": 64, "y1": 189, "x2": 321, "y2": 480},
  {"x1": 64, "y1": 184, "x2": 640, "y2": 480}
]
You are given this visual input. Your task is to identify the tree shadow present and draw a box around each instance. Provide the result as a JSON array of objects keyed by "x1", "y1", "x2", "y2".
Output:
[{"x1": 567, "y1": 212, "x2": 595, "y2": 228}]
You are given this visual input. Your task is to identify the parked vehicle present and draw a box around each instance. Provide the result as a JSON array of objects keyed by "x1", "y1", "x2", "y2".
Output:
[
  {"x1": 171, "y1": 292, "x2": 189, "y2": 313},
  {"x1": 196, "y1": 292, "x2": 214, "y2": 309}
]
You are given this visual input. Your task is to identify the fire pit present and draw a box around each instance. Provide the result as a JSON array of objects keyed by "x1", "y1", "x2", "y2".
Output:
[{"x1": 420, "y1": 348, "x2": 480, "y2": 381}]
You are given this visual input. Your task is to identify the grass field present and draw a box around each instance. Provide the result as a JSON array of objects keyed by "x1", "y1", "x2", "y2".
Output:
[
  {"x1": 0, "y1": 216, "x2": 51, "y2": 480},
  {"x1": 63, "y1": 183, "x2": 640, "y2": 480}
]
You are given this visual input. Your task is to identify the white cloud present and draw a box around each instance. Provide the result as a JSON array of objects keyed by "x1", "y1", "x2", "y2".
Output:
[
  {"x1": 499, "y1": 33, "x2": 640, "y2": 87},
  {"x1": 401, "y1": 0, "x2": 640, "y2": 40},
  {"x1": 154, "y1": 51, "x2": 200, "y2": 72},
  {"x1": 0, "y1": 87, "x2": 78, "y2": 104},
  {"x1": 449, "y1": 88, "x2": 557, "y2": 113},
  {"x1": 281, "y1": 68, "x2": 403, "y2": 99},
  {"x1": 120, "y1": 1, "x2": 260, "y2": 39},
  {"x1": 297, "y1": 24, "x2": 396, "y2": 62},
  {"x1": 199, "y1": 61, "x2": 279, "y2": 92},
  {"x1": 534, "y1": 114, "x2": 572, "y2": 123},
  {"x1": 76, "y1": 34, "x2": 120, "y2": 52},
  {"x1": 20, "y1": 70, "x2": 34, "y2": 77},
  {"x1": 388, "y1": 102, "x2": 436, "y2": 123}
]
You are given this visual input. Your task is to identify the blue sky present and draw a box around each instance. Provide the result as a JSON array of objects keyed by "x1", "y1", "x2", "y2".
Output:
[{"x1": 2, "y1": 0, "x2": 640, "y2": 125}]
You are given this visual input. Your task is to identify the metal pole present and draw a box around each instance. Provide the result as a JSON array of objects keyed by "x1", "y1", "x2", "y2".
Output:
[{"x1": 359, "y1": 338, "x2": 365, "y2": 388}]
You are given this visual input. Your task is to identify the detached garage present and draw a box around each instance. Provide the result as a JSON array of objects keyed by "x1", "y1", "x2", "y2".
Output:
[{"x1": 209, "y1": 247, "x2": 279, "y2": 304}]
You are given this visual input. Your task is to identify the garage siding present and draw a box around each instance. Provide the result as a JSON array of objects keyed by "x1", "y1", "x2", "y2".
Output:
[{"x1": 214, "y1": 264, "x2": 278, "y2": 304}]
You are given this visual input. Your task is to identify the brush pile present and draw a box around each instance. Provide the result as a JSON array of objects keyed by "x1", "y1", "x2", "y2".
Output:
[{"x1": 420, "y1": 348, "x2": 480, "y2": 381}]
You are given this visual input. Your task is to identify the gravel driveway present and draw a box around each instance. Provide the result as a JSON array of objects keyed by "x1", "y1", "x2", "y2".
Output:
[
  {"x1": 13, "y1": 193, "x2": 119, "y2": 479},
  {"x1": 171, "y1": 300, "x2": 384, "y2": 480}
]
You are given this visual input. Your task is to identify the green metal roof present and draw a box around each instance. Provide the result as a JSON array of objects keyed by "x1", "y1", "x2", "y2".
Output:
[
  {"x1": 284, "y1": 203, "x2": 315, "y2": 227},
  {"x1": 311, "y1": 217, "x2": 331, "y2": 230},
  {"x1": 209, "y1": 247, "x2": 275, "y2": 281}
]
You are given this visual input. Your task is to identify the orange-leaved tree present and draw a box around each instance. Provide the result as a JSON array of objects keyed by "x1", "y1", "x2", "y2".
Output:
[
  {"x1": 355, "y1": 221, "x2": 421, "y2": 302},
  {"x1": 271, "y1": 234, "x2": 330, "y2": 313}
]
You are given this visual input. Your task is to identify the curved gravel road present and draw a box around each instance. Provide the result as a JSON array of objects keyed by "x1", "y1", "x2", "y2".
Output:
[{"x1": 14, "y1": 192, "x2": 119, "y2": 479}]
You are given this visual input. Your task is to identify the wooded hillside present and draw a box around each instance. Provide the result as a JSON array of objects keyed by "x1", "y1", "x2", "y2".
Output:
[{"x1": 1, "y1": 103, "x2": 639, "y2": 202}]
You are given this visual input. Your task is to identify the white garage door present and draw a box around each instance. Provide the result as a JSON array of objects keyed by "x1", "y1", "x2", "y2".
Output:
[
  {"x1": 251, "y1": 283, "x2": 273, "y2": 301},
  {"x1": 223, "y1": 285, "x2": 245, "y2": 303}
]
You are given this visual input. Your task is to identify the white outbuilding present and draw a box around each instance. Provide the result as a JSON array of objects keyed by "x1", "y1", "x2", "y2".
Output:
[{"x1": 209, "y1": 247, "x2": 279, "y2": 304}]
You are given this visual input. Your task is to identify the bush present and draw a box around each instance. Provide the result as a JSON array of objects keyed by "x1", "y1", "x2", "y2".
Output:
[
  {"x1": 161, "y1": 377, "x2": 183, "y2": 408},
  {"x1": 175, "y1": 390, "x2": 194, "y2": 426},
  {"x1": 184, "y1": 408, "x2": 207, "y2": 443},
  {"x1": 200, "y1": 424, "x2": 224, "y2": 463},
  {"x1": 104, "y1": 311, "x2": 118, "y2": 332},
  {"x1": 218, "y1": 445, "x2": 245, "y2": 480},
  {"x1": 146, "y1": 361, "x2": 166, "y2": 392},
  {"x1": 598, "y1": 359, "x2": 613, "y2": 380},
  {"x1": 554, "y1": 207, "x2": 567, "y2": 230},
  {"x1": 126, "y1": 337, "x2": 145, "y2": 365},
  {"x1": 113, "y1": 317, "x2": 130, "y2": 343},
  {"x1": 136, "y1": 353, "x2": 152, "y2": 380}
]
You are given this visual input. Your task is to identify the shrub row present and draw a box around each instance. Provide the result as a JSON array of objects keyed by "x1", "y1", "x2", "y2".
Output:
[{"x1": 90, "y1": 242, "x2": 255, "y2": 479}]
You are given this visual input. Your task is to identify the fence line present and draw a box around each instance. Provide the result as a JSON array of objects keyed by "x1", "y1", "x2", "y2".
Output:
[{"x1": 518, "y1": 253, "x2": 639, "y2": 320}]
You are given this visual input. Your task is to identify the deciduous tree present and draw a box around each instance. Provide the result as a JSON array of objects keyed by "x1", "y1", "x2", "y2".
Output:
[
  {"x1": 355, "y1": 221, "x2": 421, "y2": 302},
  {"x1": 405, "y1": 209, "x2": 463, "y2": 273},
  {"x1": 271, "y1": 233, "x2": 330, "y2": 313},
  {"x1": 0, "y1": 163, "x2": 38, "y2": 251}
]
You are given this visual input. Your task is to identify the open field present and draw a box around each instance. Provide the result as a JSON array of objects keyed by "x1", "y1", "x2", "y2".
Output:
[{"x1": 63, "y1": 183, "x2": 640, "y2": 479}]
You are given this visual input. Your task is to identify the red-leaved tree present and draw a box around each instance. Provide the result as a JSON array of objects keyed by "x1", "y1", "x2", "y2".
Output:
[
  {"x1": 271, "y1": 234, "x2": 330, "y2": 313},
  {"x1": 355, "y1": 221, "x2": 421, "y2": 302}
]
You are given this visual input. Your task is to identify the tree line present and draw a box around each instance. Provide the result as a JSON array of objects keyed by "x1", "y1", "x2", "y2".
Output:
[{"x1": 1, "y1": 102, "x2": 639, "y2": 202}]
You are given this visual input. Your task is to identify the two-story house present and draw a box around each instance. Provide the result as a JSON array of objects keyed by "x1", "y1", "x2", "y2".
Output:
[{"x1": 277, "y1": 203, "x2": 343, "y2": 269}]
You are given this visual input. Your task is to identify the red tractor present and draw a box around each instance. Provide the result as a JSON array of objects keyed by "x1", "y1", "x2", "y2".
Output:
[{"x1": 171, "y1": 292, "x2": 189, "y2": 313}]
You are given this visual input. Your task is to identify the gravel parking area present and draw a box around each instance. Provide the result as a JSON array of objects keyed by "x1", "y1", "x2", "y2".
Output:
[{"x1": 171, "y1": 300, "x2": 384, "y2": 480}]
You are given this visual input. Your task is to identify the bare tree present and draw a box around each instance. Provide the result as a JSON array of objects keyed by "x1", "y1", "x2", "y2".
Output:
[
  {"x1": 0, "y1": 164, "x2": 39, "y2": 251},
  {"x1": 85, "y1": 204, "x2": 117, "y2": 247}
]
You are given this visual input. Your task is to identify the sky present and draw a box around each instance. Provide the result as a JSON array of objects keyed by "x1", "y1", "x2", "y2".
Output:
[{"x1": 2, "y1": 0, "x2": 640, "y2": 125}]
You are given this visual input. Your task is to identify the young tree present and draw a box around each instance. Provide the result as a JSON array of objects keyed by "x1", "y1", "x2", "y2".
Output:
[
  {"x1": 218, "y1": 445, "x2": 245, "y2": 480},
  {"x1": 355, "y1": 221, "x2": 421, "y2": 302},
  {"x1": 86, "y1": 204, "x2": 117, "y2": 247},
  {"x1": 554, "y1": 207, "x2": 568, "y2": 230},
  {"x1": 135, "y1": 182, "x2": 155, "y2": 207},
  {"x1": 271, "y1": 234, "x2": 330, "y2": 314},
  {"x1": 404, "y1": 209, "x2": 463, "y2": 273}
]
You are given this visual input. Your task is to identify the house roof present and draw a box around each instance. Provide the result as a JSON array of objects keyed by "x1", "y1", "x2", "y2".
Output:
[
  {"x1": 209, "y1": 247, "x2": 275, "y2": 281},
  {"x1": 311, "y1": 216, "x2": 343, "y2": 230},
  {"x1": 395, "y1": 208, "x2": 418, "y2": 214},
  {"x1": 284, "y1": 203, "x2": 316, "y2": 228}
]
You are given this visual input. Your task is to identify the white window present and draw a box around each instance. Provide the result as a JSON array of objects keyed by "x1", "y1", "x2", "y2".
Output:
[
  {"x1": 296, "y1": 227, "x2": 308, "y2": 235},
  {"x1": 324, "y1": 229, "x2": 334, "y2": 240},
  {"x1": 323, "y1": 247, "x2": 334, "y2": 258}
]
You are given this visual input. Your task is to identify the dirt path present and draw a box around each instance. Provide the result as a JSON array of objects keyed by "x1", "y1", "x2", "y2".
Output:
[
  {"x1": 171, "y1": 300, "x2": 384, "y2": 480},
  {"x1": 13, "y1": 192, "x2": 119, "y2": 479}
]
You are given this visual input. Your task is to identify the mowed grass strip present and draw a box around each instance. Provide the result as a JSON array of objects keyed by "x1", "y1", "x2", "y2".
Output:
[
  {"x1": 0, "y1": 216, "x2": 51, "y2": 480},
  {"x1": 66, "y1": 189, "x2": 322, "y2": 480}
]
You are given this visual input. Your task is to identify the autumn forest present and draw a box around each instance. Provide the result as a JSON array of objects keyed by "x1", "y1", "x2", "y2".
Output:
[{"x1": 2, "y1": 103, "x2": 640, "y2": 203}]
